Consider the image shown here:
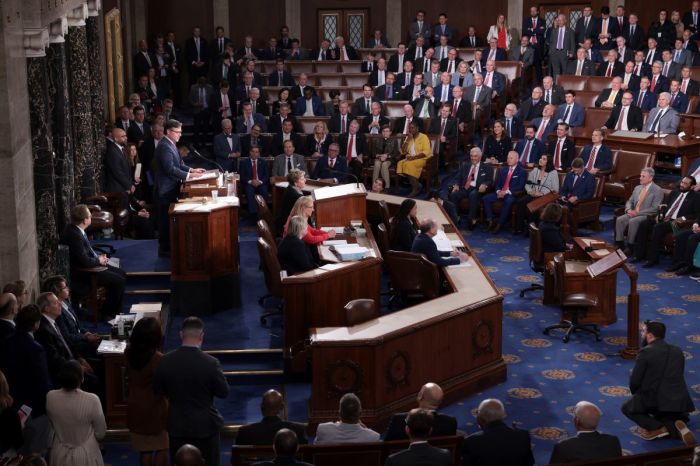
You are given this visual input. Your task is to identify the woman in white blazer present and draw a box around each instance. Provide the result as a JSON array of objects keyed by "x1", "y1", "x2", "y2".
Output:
[{"x1": 487, "y1": 15, "x2": 512, "y2": 50}]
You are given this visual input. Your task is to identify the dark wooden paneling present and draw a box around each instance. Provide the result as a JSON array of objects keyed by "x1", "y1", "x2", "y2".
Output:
[
  {"x1": 401, "y1": 0, "x2": 509, "y2": 46},
  {"x1": 229, "y1": 1, "x2": 287, "y2": 49},
  {"x1": 626, "y1": 0, "x2": 689, "y2": 35},
  {"x1": 300, "y1": 0, "x2": 387, "y2": 50},
  {"x1": 146, "y1": 0, "x2": 214, "y2": 44}
]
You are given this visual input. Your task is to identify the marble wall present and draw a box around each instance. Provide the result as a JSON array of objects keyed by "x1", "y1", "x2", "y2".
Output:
[{"x1": 86, "y1": 16, "x2": 106, "y2": 192}]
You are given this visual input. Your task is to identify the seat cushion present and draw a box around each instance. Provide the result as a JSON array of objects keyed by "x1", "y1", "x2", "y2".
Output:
[{"x1": 562, "y1": 293, "x2": 598, "y2": 308}]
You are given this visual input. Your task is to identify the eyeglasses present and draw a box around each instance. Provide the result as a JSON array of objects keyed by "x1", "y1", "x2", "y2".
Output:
[{"x1": 170, "y1": 129, "x2": 182, "y2": 134}]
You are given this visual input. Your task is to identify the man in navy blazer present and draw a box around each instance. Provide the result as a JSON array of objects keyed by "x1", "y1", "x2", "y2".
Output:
[
  {"x1": 593, "y1": 7, "x2": 620, "y2": 50},
  {"x1": 239, "y1": 146, "x2": 269, "y2": 215},
  {"x1": 311, "y1": 143, "x2": 347, "y2": 182},
  {"x1": 548, "y1": 123, "x2": 577, "y2": 170},
  {"x1": 236, "y1": 102, "x2": 268, "y2": 133},
  {"x1": 483, "y1": 151, "x2": 527, "y2": 233},
  {"x1": 555, "y1": 91, "x2": 585, "y2": 127},
  {"x1": 560, "y1": 158, "x2": 596, "y2": 206},
  {"x1": 503, "y1": 104, "x2": 525, "y2": 139},
  {"x1": 669, "y1": 79, "x2": 690, "y2": 113},
  {"x1": 212, "y1": 119, "x2": 241, "y2": 172},
  {"x1": 515, "y1": 126, "x2": 545, "y2": 167},
  {"x1": 481, "y1": 39, "x2": 507, "y2": 66},
  {"x1": 293, "y1": 88, "x2": 324, "y2": 116},
  {"x1": 449, "y1": 148, "x2": 494, "y2": 229},
  {"x1": 483, "y1": 61, "x2": 506, "y2": 98},
  {"x1": 104, "y1": 128, "x2": 134, "y2": 200},
  {"x1": 155, "y1": 120, "x2": 205, "y2": 254},
  {"x1": 531, "y1": 105, "x2": 558, "y2": 142},
  {"x1": 633, "y1": 77, "x2": 657, "y2": 110},
  {"x1": 411, "y1": 219, "x2": 469, "y2": 267},
  {"x1": 267, "y1": 59, "x2": 295, "y2": 87},
  {"x1": 580, "y1": 129, "x2": 613, "y2": 174}
]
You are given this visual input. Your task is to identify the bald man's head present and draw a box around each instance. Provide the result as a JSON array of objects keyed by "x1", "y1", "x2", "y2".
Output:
[
  {"x1": 0, "y1": 292, "x2": 18, "y2": 320},
  {"x1": 111, "y1": 127, "x2": 127, "y2": 146},
  {"x1": 261, "y1": 389, "x2": 284, "y2": 417},
  {"x1": 174, "y1": 444, "x2": 204, "y2": 466},
  {"x1": 416, "y1": 382, "x2": 444, "y2": 410},
  {"x1": 574, "y1": 401, "x2": 601, "y2": 431}
]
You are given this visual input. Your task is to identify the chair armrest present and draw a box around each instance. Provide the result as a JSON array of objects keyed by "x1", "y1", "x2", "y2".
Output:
[
  {"x1": 86, "y1": 204, "x2": 102, "y2": 213},
  {"x1": 613, "y1": 207, "x2": 625, "y2": 217},
  {"x1": 621, "y1": 175, "x2": 641, "y2": 183},
  {"x1": 84, "y1": 195, "x2": 109, "y2": 205},
  {"x1": 75, "y1": 266, "x2": 108, "y2": 273}
]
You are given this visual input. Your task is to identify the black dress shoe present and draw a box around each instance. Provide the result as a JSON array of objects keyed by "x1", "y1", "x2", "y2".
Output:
[
  {"x1": 642, "y1": 260, "x2": 658, "y2": 268},
  {"x1": 666, "y1": 263, "x2": 685, "y2": 273},
  {"x1": 676, "y1": 266, "x2": 692, "y2": 275}
]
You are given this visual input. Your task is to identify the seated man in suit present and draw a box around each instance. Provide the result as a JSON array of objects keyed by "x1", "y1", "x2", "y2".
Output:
[
  {"x1": 555, "y1": 91, "x2": 585, "y2": 128},
  {"x1": 383, "y1": 382, "x2": 457, "y2": 441},
  {"x1": 515, "y1": 125, "x2": 545, "y2": 167},
  {"x1": 315, "y1": 393, "x2": 380, "y2": 444},
  {"x1": 597, "y1": 49, "x2": 624, "y2": 77},
  {"x1": 531, "y1": 104, "x2": 558, "y2": 142},
  {"x1": 60, "y1": 205, "x2": 126, "y2": 317},
  {"x1": 375, "y1": 72, "x2": 399, "y2": 101},
  {"x1": 352, "y1": 84, "x2": 380, "y2": 117},
  {"x1": 482, "y1": 151, "x2": 527, "y2": 234},
  {"x1": 413, "y1": 85, "x2": 438, "y2": 120},
  {"x1": 362, "y1": 102, "x2": 390, "y2": 134},
  {"x1": 621, "y1": 61, "x2": 641, "y2": 92},
  {"x1": 268, "y1": 59, "x2": 294, "y2": 87},
  {"x1": 580, "y1": 128, "x2": 614, "y2": 175},
  {"x1": 615, "y1": 167, "x2": 664, "y2": 255},
  {"x1": 644, "y1": 92, "x2": 680, "y2": 134},
  {"x1": 242, "y1": 87, "x2": 268, "y2": 117},
  {"x1": 338, "y1": 120, "x2": 365, "y2": 181},
  {"x1": 503, "y1": 104, "x2": 525, "y2": 139},
  {"x1": 679, "y1": 65, "x2": 699, "y2": 97},
  {"x1": 449, "y1": 147, "x2": 494, "y2": 230},
  {"x1": 241, "y1": 124, "x2": 271, "y2": 158},
  {"x1": 293, "y1": 87, "x2": 324, "y2": 117},
  {"x1": 385, "y1": 409, "x2": 452, "y2": 466},
  {"x1": 269, "y1": 103, "x2": 301, "y2": 135},
  {"x1": 461, "y1": 398, "x2": 535, "y2": 466},
  {"x1": 633, "y1": 76, "x2": 657, "y2": 111},
  {"x1": 542, "y1": 76, "x2": 565, "y2": 106},
  {"x1": 668, "y1": 79, "x2": 690, "y2": 113},
  {"x1": 567, "y1": 47, "x2": 595, "y2": 76},
  {"x1": 595, "y1": 76, "x2": 624, "y2": 108},
  {"x1": 212, "y1": 118, "x2": 241, "y2": 172},
  {"x1": 311, "y1": 143, "x2": 347, "y2": 183},
  {"x1": 559, "y1": 157, "x2": 596, "y2": 209},
  {"x1": 271, "y1": 140, "x2": 306, "y2": 177},
  {"x1": 239, "y1": 146, "x2": 269, "y2": 215},
  {"x1": 481, "y1": 38, "x2": 507, "y2": 65},
  {"x1": 548, "y1": 123, "x2": 576, "y2": 170},
  {"x1": 649, "y1": 61, "x2": 670, "y2": 94},
  {"x1": 603, "y1": 91, "x2": 644, "y2": 132},
  {"x1": 549, "y1": 401, "x2": 622, "y2": 464},
  {"x1": 251, "y1": 429, "x2": 313, "y2": 466},
  {"x1": 519, "y1": 87, "x2": 545, "y2": 121},
  {"x1": 483, "y1": 60, "x2": 506, "y2": 100},
  {"x1": 271, "y1": 119, "x2": 302, "y2": 157},
  {"x1": 275, "y1": 170, "x2": 306, "y2": 234},
  {"x1": 236, "y1": 389, "x2": 307, "y2": 445},
  {"x1": 236, "y1": 101, "x2": 268, "y2": 133},
  {"x1": 412, "y1": 218, "x2": 470, "y2": 266}
]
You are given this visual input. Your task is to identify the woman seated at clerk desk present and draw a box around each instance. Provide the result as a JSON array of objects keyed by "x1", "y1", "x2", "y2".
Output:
[
  {"x1": 389, "y1": 199, "x2": 419, "y2": 252},
  {"x1": 277, "y1": 215, "x2": 318, "y2": 275},
  {"x1": 283, "y1": 196, "x2": 336, "y2": 246},
  {"x1": 514, "y1": 153, "x2": 559, "y2": 235},
  {"x1": 539, "y1": 202, "x2": 569, "y2": 253},
  {"x1": 483, "y1": 120, "x2": 512, "y2": 164}
]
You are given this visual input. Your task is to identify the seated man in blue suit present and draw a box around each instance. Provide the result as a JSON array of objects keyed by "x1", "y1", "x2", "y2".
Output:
[
  {"x1": 633, "y1": 77, "x2": 657, "y2": 111},
  {"x1": 482, "y1": 151, "x2": 527, "y2": 234},
  {"x1": 293, "y1": 87, "x2": 325, "y2": 116},
  {"x1": 311, "y1": 143, "x2": 347, "y2": 183},
  {"x1": 239, "y1": 146, "x2": 269, "y2": 215},
  {"x1": 530, "y1": 104, "x2": 558, "y2": 142},
  {"x1": 411, "y1": 219, "x2": 470, "y2": 267},
  {"x1": 515, "y1": 125, "x2": 545, "y2": 167},
  {"x1": 580, "y1": 128, "x2": 613, "y2": 175},
  {"x1": 236, "y1": 102, "x2": 268, "y2": 133},
  {"x1": 559, "y1": 157, "x2": 596, "y2": 207},
  {"x1": 449, "y1": 147, "x2": 494, "y2": 230},
  {"x1": 483, "y1": 60, "x2": 506, "y2": 99},
  {"x1": 555, "y1": 90, "x2": 585, "y2": 128},
  {"x1": 668, "y1": 79, "x2": 690, "y2": 113},
  {"x1": 481, "y1": 38, "x2": 507, "y2": 65},
  {"x1": 212, "y1": 118, "x2": 241, "y2": 172}
]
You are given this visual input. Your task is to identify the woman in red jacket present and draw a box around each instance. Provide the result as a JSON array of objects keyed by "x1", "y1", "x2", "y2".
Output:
[{"x1": 283, "y1": 196, "x2": 337, "y2": 245}]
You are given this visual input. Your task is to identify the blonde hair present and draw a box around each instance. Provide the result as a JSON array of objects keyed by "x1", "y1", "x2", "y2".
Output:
[
  {"x1": 290, "y1": 196, "x2": 314, "y2": 218},
  {"x1": 0, "y1": 371, "x2": 12, "y2": 409},
  {"x1": 314, "y1": 121, "x2": 329, "y2": 136}
]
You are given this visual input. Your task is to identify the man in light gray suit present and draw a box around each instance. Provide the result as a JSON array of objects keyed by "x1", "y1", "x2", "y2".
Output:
[
  {"x1": 510, "y1": 36, "x2": 535, "y2": 69},
  {"x1": 672, "y1": 39, "x2": 693, "y2": 68},
  {"x1": 549, "y1": 14, "x2": 576, "y2": 80},
  {"x1": 615, "y1": 167, "x2": 664, "y2": 255},
  {"x1": 271, "y1": 140, "x2": 306, "y2": 177},
  {"x1": 464, "y1": 73, "x2": 492, "y2": 117},
  {"x1": 408, "y1": 10, "x2": 431, "y2": 46},
  {"x1": 643, "y1": 93, "x2": 680, "y2": 134}
]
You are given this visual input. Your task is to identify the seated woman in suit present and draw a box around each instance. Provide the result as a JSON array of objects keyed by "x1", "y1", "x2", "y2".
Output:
[
  {"x1": 277, "y1": 216, "x2": 317, "y2": 275},
  {"x1": 304, "y1": 121, "x2": 332, "y2": 157},
  {"x1": 539, "y1": 202, "x2": 568, "y2": 253},
  {"x1": 271, "y1": 88, "x2": 291, "y2": 115},
  {"x1": 483, "y1": 120, "x2": 512, "y2": 164},
  {"x1": 514, "y1": 153, "x2": 559, "y2": 234},
  {"x1": 389, "y1": 199, "x2": 419, "y2": 251},
  {"x1": 451, "y1": 61, "x2": 474, "y2": 88},
  {"x1": 283, "y1": 196, "x2": 336, "y2": 245}
]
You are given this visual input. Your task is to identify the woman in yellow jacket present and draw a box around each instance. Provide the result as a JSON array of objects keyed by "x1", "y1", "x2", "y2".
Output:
[{"x1": 396, "y1": 122, "x2": 432, "y2": 197}]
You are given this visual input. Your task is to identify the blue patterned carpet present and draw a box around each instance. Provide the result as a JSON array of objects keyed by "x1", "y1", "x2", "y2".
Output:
[{"x1": 102, "y1": 207, "x2": 700, "y2": 466}]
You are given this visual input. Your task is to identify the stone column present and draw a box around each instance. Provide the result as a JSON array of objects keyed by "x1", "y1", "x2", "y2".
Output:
[
  {"x1": 26, "y1": 28, "x2": 59, "y2": 279},
  {"x1": 385, "y1": 0, "x2": 401, "y2": 48},
  {"x1": 213, "y1": 0, "x2": 230, "y2": 34},
  {"x1": 87, "y1": 0, "x2": 105, "y2": 192},
  {"x1": 284, "y1": 0, "x2": 301, "y2": 40},
  {"x1": 509, "y1": 0, "x2": 524, "y2": 40},
  {"x1": 66, "y1": 4, "x2": 98, "y2": 200}
]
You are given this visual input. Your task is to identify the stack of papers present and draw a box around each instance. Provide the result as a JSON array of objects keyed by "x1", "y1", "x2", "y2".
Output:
[
  {"x1": 97, "y1": 339, "x2": 127, "y2": 354},
  {"x1": 321, "y1": 226, "x2": 345, "y2": 234},
  {"x1": 333, "y1": 244, "x2": 370, "y2": 261},
  {"x1": 432, "y1": 229, "x2": 454, "y2": 252},
  {"x1": 323, "y1": 239, "x2": 348, "y2": 246}
]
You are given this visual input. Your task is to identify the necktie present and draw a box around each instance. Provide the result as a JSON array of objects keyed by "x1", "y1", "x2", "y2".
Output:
[
  {"x1": 368, "y1": 61, "x2": 373, "y2": 71},
  {"x1": 671, "y1": 93, "x2": 677, "y2": 106},
  {"x1": 675, "y1": 50, "x2": 681, "y2": 63},
  {"x1": 618, "y1": 17, "x2": 623, "y2": 28},
  {"x1": 387, "y1": 85, "x2": 393, "y2": 99},
  {"x1": 563, "y1": 105, "x2": 571, "y2": 123},
  {"x1": 251, "y1": 100, "x2": 256, "y2": 114},
  {"x1": 252, "y1": 159, "x2": 258, "y2": 180},
  {"x1": 521, "y1": 140, "x2": 532, "y2": 165},
  {"x1": 452, "y1": 100, "x2": 458, "y2": 117},
  {"x1": 616, "y1": 106, "x2": 627, "y2": 130},
  {"x1": 546, "y1": 90, "x2": 551, "y2": 103},
  {"x1": 556, "y1": 27, "x2": 564, "y2": 49},
  {"x1": 246, "y1": 85, "x2": 251, "y2": 98},
  {"x1": 441, "y1": 86, "x2": 448, "y2": 101},
  {"x1": 647, "y1": 50, "x2": 654, "y2": 65},
  {"x1": 279, "y1": 71, "x2": 283, "y2": 84},
  {"x1": 606, "y1": 63, "x2": 613, "y2": 78},
  {"x1": 53, "y1": 321, "x2": 74, "y2": 359},
  {"x1": 585, "y1": 146, "x2": 597, "y2": 170},
  {"x1": 246, "y1": 118, "x2": 253, "y2": 133},
  {"x1": 449, "y1": 61, "x2": 454, "y2": 73},
  {"x1": 473, "y1": 87, "x2": 480, "y2": 103},
  {"x1": 321, "y1": 50, "x2": 326, "y2": 60},
  {"x1": 488, "y1": 49, "x2": 495, "y2": 61},
  {"x1": 346, "y1": 134, "x2": 354, "y2": 161},
  {"x1": 365, "y1": 99, "x2": 370, "y2": 113},
  {"x1": 440, "y1": 118, "x2": 446, "y2": 136},
  {"x1": 576, "y1": 61, "x2": 582, "y2": 75},
  {"x1": 486, "y1": 72, "x2": 493, "y2": 87},
  {"x1": 341, "y1": 116, "x2": 346, "y2": 133},
  {"x1": 465, "y1": 164, "x2": 477, "y2": 189},
  {"x1": 219, "y1": 38, "x2": 223, "y2": 54},
  {"x1": 585, "y1": 17, "x2": 589, "y2": 29},
  {"x1": 650, "y1": 109, "x2": 665, "y2": 132},
  {"x1": 634, "y1": 63, "x2": 640, "y2": 76},
  {"x1": 571, "y1": 174, "x2": 580, "y2": 191},
  {"x1": 683, "y1": 79, "x2": 689, "y2": 94},
  {"x1": 651, "y1": 76, "x2": 657, "y2": 93},
  {"x1": 286, "y1": 157, "x2": 293, "y2": 173},
  {"x1": 554, "y1": 139, "x2": 562, "y2": 168},
  {"x1": 637, "y1": 91, "x2": 645, "y2": 107},
  {"x1": 371, "y1": 116, "x2": 380, "y2": 134},
  {"x1": 602, "y1": 18, "x2": 608, "y2": 35},
  {"x1": 531, "y1": 19, "x2": 538, "y2": 44},
  {"x1": 123, "y1": 120, "x2": 129, "y2": 130},
  {"x1": 664, "y1": 192, "x2": 685, "y2": 220},
  {"x1": 416, "y1": 47, "x2": 422, "y2": 59},
  {"x1": 536, "y1": 119, "x2": 548, "y2": 140},
  {"x1": 607, "y1": 89, "x2": 617, "y2": 105},
  {"x1": 403, "y1": 118, "x2": 410, "y2": 134},
  {"x1": 635, "y1": 185, "x2": 649, "y2": 211},
  {"x1": 502, "y1": 167, "x2": 514, "y2": 192},
  {"x1": 631, "y1": 25, "x2": 635, "y2": 36},
  {"x1": 471, "y1": 37, "x2": 475, "y2": 47},
  {"x1": 663, "y1": 62, "x2": 669, "y2": 77},
  {"x1": 506, "y1": 119, "x2": 511, "y2": 137},
  {"x1": 588, "y1": 49, "x2": 592, "y2": 60},
  {"x1": 379, "y1": 71, "x2": 385, "y2": 86},
  {"x1": 195, "y1": 38, "x2": 200, "y2": 61},
  {"x1": 199, "y1": 88, "x2": 205, "y2": 106},
  {"x1": 222, "y1": 94, "x2": 229, "y2": 117},
  {"x1": 695, "y1": 12, "x2": 698, "y2": 26}
]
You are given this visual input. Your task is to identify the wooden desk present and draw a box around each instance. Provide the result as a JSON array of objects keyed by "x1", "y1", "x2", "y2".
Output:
[
  {"x1": 271, "y1": 180, "x2": 331, "y2": 219},
  {"x1": 169, "y1": 199, "x2": 240, "y2": 314},
  {"x1": 307, "y1": 193, "x2": 505, "y2": 430},
  {"x1": 543, "y1": 237, "x2": 618, "y2": 325}
]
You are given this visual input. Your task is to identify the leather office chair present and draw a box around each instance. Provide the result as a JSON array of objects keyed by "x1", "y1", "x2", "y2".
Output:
[
  {"x1": 544, "y1": 254, "x2": 601, "y2": 343},
  {"x1": 345, "y1": 299, "x2": 379, "y2": 326},
  {"x1": 519, "y1": 223, "x2": 545, "y2": 297},
  {"x1": 385, "y1": 250, "x2": 441, "y2": 303},
  {"x1": 73, "y1": 265, "x2": 108, "y2": 324},
  {"x1": 376, "y1": 223, "x2": 390, "y2": 258},
  {"x1": 85, "y1": 193, "x2": 129, "y2": 240},
  {"x1": 603, "y1": 151, "x2": 653, "y2": 202},
  {"x1": 83, "y1": 203, "x2": 116, "y2": 256},
  {"x1": 255, "y1": 194, "x2": 276, "y2": 237},
  {"x1": 378, "y1": 201, "x2": 392, "y2": 237},
  {"x1": 257, "y1": 237, "x2": 284, "y2": 324},
  {"x1": 257, "y1": 219, "x2": 278, "y2": 306},
  {"x1": 563, "y1": 175, "x2": 605, "y2": 235}
]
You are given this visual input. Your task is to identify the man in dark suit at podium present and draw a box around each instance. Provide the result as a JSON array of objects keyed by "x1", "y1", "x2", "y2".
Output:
[
  {"x1": 382, "y1": 382, "x2": 458, "y2": 441},
  {"x1": 154, "y1": 120, "x2": 205, "y2": 255},
  {"x1": 236, "y1": 389, "x2": 308, "y2": 445}
]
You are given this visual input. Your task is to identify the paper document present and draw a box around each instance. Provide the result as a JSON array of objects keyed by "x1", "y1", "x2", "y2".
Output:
[
  {"x1": 450, "y1": 240, "x2": 464, "y2": 247},
  {"x1": 432, "y1": 229, "x2": 454, "y2": 252},
  {"x1": 97, "y1": 339, "x2": 127, "y2": 354},
  {"x1": 321, "y1": 226, "x2": 345, "y2": 234},
  {"x1": 319, "y1": 263, "x2": 348, "y2": 271},
  {"x1": 130, "y1": 302, "x2": 161, "y2": 312},
  {"x1": 172, "y1": 203, "x2": 200, "y2": 212},
  {"x1": 188, "y1": 170, "x2": 219, "y2": 182},
  {"x1": 323, "y1": 239, "x2": 348, "y2": 246},
  {"x1": 134, "y1": 163, "x2": 142, "y2": 180}
]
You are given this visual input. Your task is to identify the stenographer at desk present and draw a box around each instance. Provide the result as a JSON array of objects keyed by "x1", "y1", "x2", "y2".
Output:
[
  {"x1": 278, "y1": 216, "x2": 317, "y2": 275},
  {"x1": 412, "y1": 218, "x2": 470, "y2": 266}
]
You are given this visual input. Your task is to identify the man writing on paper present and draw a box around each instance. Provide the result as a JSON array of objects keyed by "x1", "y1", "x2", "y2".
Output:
[
  {"x1": 411, "y1": 219, "x2": 469, "y2": 268},
  {"x1": 155, "y1": 120, "x2": 206, "y2": 256}
]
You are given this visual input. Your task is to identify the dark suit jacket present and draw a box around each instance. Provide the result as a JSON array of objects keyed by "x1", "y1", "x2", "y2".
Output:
[
  {"x1": 596, "y1": 61, "x2": 624, "y2": 77},
  {"x1": 670, "y1": 91, "x2": 690, "y2": 113},
  {"x1": 629, "y1": 339, "x2": 695, "y2": 413},
  {"x1": 393, "y1": 117, "x2": 424, "y2": 134},
  {"x1": 368, "y1": 69, "x2": 389, "y2": 87},
  {"x1": 185, "y1": 36, "x2": 209, "y2": 66},
  {"x1": 391, "y1": 217, "x2": 418, "y2": 252},
  {"x1": 592, "y1": 17, "x2": 620, "y2": 49},
  {"x1": 604, "y1": 105, "x2": 644, "y2": 131},
  {"x1": 555, "y1": 103, "x2": 585, "y2": 127},
  {"x1": 664, "y1": 190, "x2": 700, "y2": 221},
  {"x1": 575, "y1": 16, "x2": 596, "y2": 45},
  {"x1": 239, "y1": 157, "x2": 270, "y2": 187},
  {"x1": 211, "y1": 61, "x2": 237, "y2": 86},
  {"x1": 495, "y1": 164, "x2": 527, "y2": 193},
  {"x1": 241, "y1": 134, "x2": 271, "y2": 158},
  {"x1": 460, "y1": 421, "x2": 535, "y2": 466},
  {"x1": 622, "y1": 73, "x2": 641, "y2": 92},
  {"x1": 633, "y1": 89, "x2": 657, "y2": 111},
  {"x1": 566, "y1": 59, "x2": 595, "y2": 76},
  {"x1": 56, "y1": 301, "x2": 90, "y2": 349},
  {"x1": 439, "y1": 57, "x2": 463, "y2": 73},
  {"x1": 277, "y1": 235, "x2": 316, "y2": 275},
  {"x1": 624, "y1": 24, "x2": 646, "y2": 51},
  {"x1": 153, "y1": 346, "x2": 229, "y2": 437},
  {"x1": 519, "y1": 99, "x2": 545, "y2": 121},
  {"x1": 352, "y1": 97, "x2": 381, "y2": 117},
  {"x1": 154, "y1": 137, "x2": 190, "y2": 198},
  {"x1": 530, "y1": 117, "x2": 558, "y2": 141},
  {"x1": 0, "y1": 320, "x2": 14, "y2": 340},
  {"x1": 428, "y1": 116, "x2": 458, "y2": 139},
  {"x1": 127, "y1": 121, "x2": 150, "y2": 145},
  {"x1": 293, "y1": 95, "x2": 325, "y2": 116},
  {"x1": 338, "y1": 132, "x2": 367, "y2": 159},
  {"x1": 104, "y1": 140, "x2": 132, "y2": 193},
  {"x1": 311, "y1": 155, "x2": 347, "y2": 181},
  {"x1": 271, "y1": 133, "x2": 303, "y2": 158},
  {"x1": 289, "y1": 85, "x2": 316, "y2": 102},
  {"x1": 539, "y1": 221, "x2": 567, "y2": 254},
  {"x1": 456, "y1": 162, "x2": 494, "y2": 190},
  {"x1": 236, "y1": 416, "x2": 308, "y2": 445},
  {"x1": 303, "y1": 134, "x2": 332, "y2": 156},
  {"x1": 387, "y1": 53, "x2": 409, "y2": 73},
  {"x1": 522, "y1": 17, "x2": 547, "y2": 44},
  {"x1": 61, "y1": 224, "x2": 101, "y2": 270},
  {"x1": 411, "y1": 232, "x2": 460, "y2": 267},
  {"x1": 133, "y1": 51, "x2": 157, "y2": 79},
  {"x1": 682, "y1": 78, "x2": 700, "y2": 97},
  {"x1": 401, "y1": 83, "x2": 426, "y2": 101},
  {"x1": 35, "y1": 315, "x2": 75, "y2": 383},
  {"x1": 0, "y1": 332, "x2": 52, "y2": 416},
  {"x1": 277, "y1": 185, "x2": 303, "y2": 232},
  {"x1": 235, "y1": 113, "x2": 268, "y2": 133},
  {"x1": 268, "y1": 70, "x2": 295, "y2": 87},
  {"x1": 560, "y1": 170, "x2": 596, "y2": 200},
  {"x1": 374, "y1": 83, "x2": 400, "y2": 101},
  {"x1": 595, "y1": 89, "x2": 623, "y2": 107},
  {"x1": 649, "y1": 74, "x2": 670, "y2": 94},
  {"x1": 386, "y1": 442, "x2": 452, "y2": 466},
  {"x1": 459, "y1": 35, "x2": 485, "y2": 48},
  {"x1": 580, "y1": 144, "x2": 613, "y2": 171},
  {"x1": 260, "y1": 47, "x2": 284, "y2": 61},
  {"x1": 412, "y1": 98, "x2": 439, "y2": 119},
  {"x1": 360, "y1": 115, "x2": 390, "y2": 134},
  {"x1": 310, "y1": 47, "x2": 334, "y2": 61},
  {"x1": 213, "y1": 133, "x2": 242, "y2": 172},
  {"x1": 504, "y1": 117, "x2": 525, "y2": 139},
  {"x1": 515, "y1": 138, "x2": 545, "y2": 165},
  {"x1": 209, "y1": 89, "x2": 237, "y2": 119},
  {"x1": 449, "y1": 99, "x2": 472, "y2": 124},
  {"x1": 549, "y1": 432, "x2": 623, "y2": 464},
  {"x1": 268, "y1": 114, "x2": 301, "y2": 135},
  {"x1": 383, "y1": 411, "x2": 457, "y2": 441},
  {"x1": 329, "y1": 113, "x2": 357, "y2": 134},
  {"x1": 547, "y1": 138, "x2": 576, "y2": 169},
  {"x1": 480, "y1": 47, "x2": 507, "y2": 65}
]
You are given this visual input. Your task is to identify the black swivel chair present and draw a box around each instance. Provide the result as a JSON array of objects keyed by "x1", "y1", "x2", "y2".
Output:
[{"x1": 519, "y1": 222, "x2": 545, "y2": 297}]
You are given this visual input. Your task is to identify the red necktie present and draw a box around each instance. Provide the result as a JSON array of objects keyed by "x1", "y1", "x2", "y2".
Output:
[
  {"x1": 616, "y1": 107, "x2": 626, "y2": 130},
  {"x1": 521, "y1": 141, "x2": 532, "y2": 165},
  {"x1": 536, "y1": 120, "x2": 547, "y2": 140},
  {"x1": 554, "y1": 140, "x2": 562, "y2": 169},
  {"x1": 606, "y1": 63, "x2": 613, "y2": 78},
  {"x1": 651, "y1": 76, "x2": 657, "y2": 93},
  {"x1": 586, "y1": 146, "x2": 597, "y2": 171},
  {"x1": 465, "y1": 164, "x2": 477, "y2": 189},
  {"x1": 452, "y1": 100, "x2": 458, "y2": 118},
  {"x1": 346, "y1": 134, "x2": 354, "y2": 162},
  {"x1": 440, "y1": 119, "x2": 446, "y2": 136},
  {"x1": 252, "y1": 159, "x2": 258, "y2": 180},
  {"x1": 634, "y1": 64, "x2": 640, "y2": 76},
  {"x1": 502, "y1": 167, "x2": 514, "y2": 192},
  {"x1": 682, "y1": 79, "x2": 688, "y2": 93}
]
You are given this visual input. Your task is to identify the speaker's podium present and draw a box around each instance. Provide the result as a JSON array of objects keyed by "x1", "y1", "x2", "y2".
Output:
[
  {"x1": 168, "y1": 192, "x2": 240, "y2": 315},
  {"x1": 312, "y1": 183, "x2": 368, "y2": 224}
]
